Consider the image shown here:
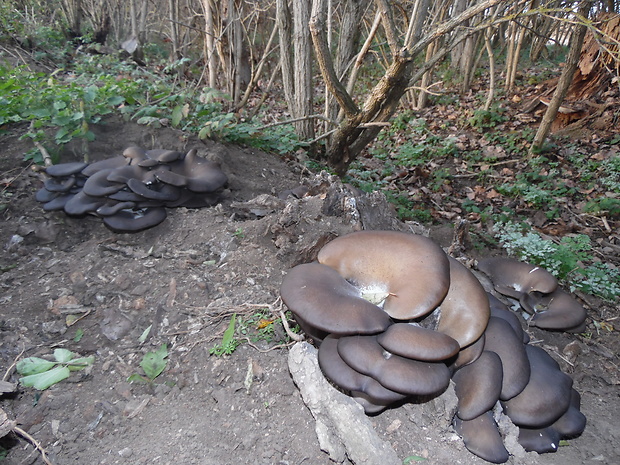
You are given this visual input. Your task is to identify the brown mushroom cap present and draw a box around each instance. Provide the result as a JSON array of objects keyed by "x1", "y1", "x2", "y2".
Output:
[
  {"x1": 317, "y1": 231, "x2": 451, "y2": 320},
  {"x1": 453, "y1": 350, "x2": 503, "y2": 421},
  {"x1": 483, "y1": 316, "x2": 531, "y2": 401},
  {"x1": 437, "y1": 258, "x2": 490, "y2": 348},
  {"x1": 488, "y1": 293, "x2": 529, "y2": 344},
  {"x1": 45, "y1": 161, "x2": 88, "y2": 177},
  {"x1": 337, "y1": 335, "x2": 451, "y2": 396},
  {"x1": 81, "y1": 156, "x2": 129, "y2": 177},
  {"x1": 529, "y1": 289, "x2": 587, "y2": 332},
  {"x1": 454, "y1": 411, "x2": 509, "y2": 464},
  {"x1": 477, "y1": 257, "x2": 558, "y2": 303},
  {"x1": 63, "y1": 191, "x2": 106, "y2": 216},
  {"x1": 102, "y1": 207, "x2": 167, "y2": 233},
  {"x1": 551, "y1": 389, "x2": 586, "y2": 437},
  {"x1": 43, "y1": 176, "x2": 76, "y2": 193},
  {"x1": 280, "y1": 262, "x2": 392, "y2": 336},
  {"x1": 377, "y1": 323, "x2": 460, "y2": 362},
  {"x1": 82, "y1": 168, "x2": 125, "y2": 197},
  {"x1": 318, "y1": 335, "x2": 407, "y2": 412},
  {"x1": 42, "y1": 193, "x2": 74, "y2": 211},
  {"x1": 451, "y1": 334, "x2": 486, "y2": 370},
  {"x1": 517, "y1": 426, "x2": 561, "y2": 453},
  {"x1": 502, "y1": 345, "x2": 573, "y2": 428},
  {"x1": 182, "y1": 150, "x2": 228, "y2": 193}
]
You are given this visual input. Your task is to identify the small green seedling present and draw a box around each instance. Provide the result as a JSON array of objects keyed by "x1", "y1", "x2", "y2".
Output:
[
  {"x1": 403, "y1": 455, "x2": 427, "y2": 463},
  {"x1": 210, "y1": 314, "x2": 241, "y2": 356},
  {"x1": 17, "y1": 348, "x2": 94, "y2": 390},
  {"x1": 128, "y1": 343, "x2": 169, "y2": 383}
]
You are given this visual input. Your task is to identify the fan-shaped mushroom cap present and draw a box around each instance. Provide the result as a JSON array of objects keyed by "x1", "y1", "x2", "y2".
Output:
[
  {"x1": 43, "y1": 176, "x2": 76, "y2": 192},
  {"x1": 82, "y1": 168, "x2": 125, "y2": 197},
  {"x1": 45, "y1": 162, "x2": 87, "y2": 177},
  {"x1": 483, "y1": 317, "x2": 530, "y2": 400},
  {"x1": 154, "y1": 167, "x2": 188, "y2": 187},
  {"x1": 451, "y1": 334, "x2": 486, "y2": 370},
  {"x1": 529, "y1": 289, "x2": 587, "y2": 332},
  {"x1": 552, "y1": 389, "x2": 586, "y2": 437},
  {"x1": 453, "y1": 350, "x2": 503, "y2": 421},
  {"x1": 318, "y1": 335, "x2": 407, "y2": 412},
  {"x1": 96, "y1": 201, "x2": 136, "y2": 216},
  {"x1": 122, "y1": 146, "x2": 148, "y2": 162},
  {"x1": 377, "y1": 323, "x2": 460, "y2": 361},
  {"x1": 488, "y1": 293, "x2": 529, "y2": 344},
  {"x1": 337, "y1": 335, "x2": 451, "y2": 396},
  {"x1": 317, "y1": 231, "x2": 451, "y2": 320},
  {"x1": 36, "y1": 187, "x2": 59, "y2": 203},
  {"x1": 518, "y1": 426, "x2": 561, "y2": 453},
  {"x1": 81, "y1": 156, "x2": 129, "y2": 176},
  {"x1": 437, "y1": 258, "x2": 490, "y2": 348},
  {"x1": 102, "y1": 207, "x2": 167, "y2": 232},
  {"x1": 502, "y1": 345, "x2": 573, "y2": 428},
  {"x1": 63, "y1": 191, "x2": 106, "y2": 215},
  {"x1": 105, "y1": 164, "x2": 150, "y2": 184},
  {"x1": 183, "y1": 150, "x2": 228, "y2": 193},
  {"x1": 43, "y1": 193, "x2": 74, "y2": 211},
  {"x1": 146, "y1": 148, "x2": 184, "y2": 163},
  {"x1": 126, "y1": 178, "x2": 182, "y2": 202},
  {"x1": 454, "y1": 411, "x2": 509, "y2": 464},
  {"x1": 280, "y1": 262, "x2": 391, "y2": 335},
  {"x1": 477, "y1": 257, "x2": 558, "y2": 303}
]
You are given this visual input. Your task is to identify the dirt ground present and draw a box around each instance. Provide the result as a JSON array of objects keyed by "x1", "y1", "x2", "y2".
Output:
[{"x1": 1, "y1": 118, "x2": 619, "y2": 465}]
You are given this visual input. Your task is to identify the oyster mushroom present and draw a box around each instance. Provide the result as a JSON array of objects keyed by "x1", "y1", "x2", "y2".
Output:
[
  {"x1": 280, "y1": 262, "x2": 392, "y2": 336},
  {"x1": 452, "y1": 350, "x2": 503, "y2": 421},
  {"x1": 318, "y1": 334, "x2": 407, "y2": 413},
  {"x1": 437, "y1": 257, "x2": 490, "y2": 348},
  {"x1": 477, "y1": 257, "x2": 558, "y2": 310},
  {"x1": 529, "y1": 289, "x2": 587, "y2": 332},
  {"x1": 502, "y1": 345, "x2": 573, "y2": 428},
  {"x1": 337, "y1": 334, "x2": 451, "y2": 396},
  {"x1": 454, "y1": 411, "x2": 509, "y2": 464},
  {"x1": 317, "y1": 230, "x2": 451, "y2": 320},
  {"x1": 377, "y1": 323, "x2": 460, "y2": 362},
  {"x1": 102, "y1": 207, "x2": 167, "y2": 233},
  {"x1": 483, "y1": 316, "x2": 531, "y2": 401}
]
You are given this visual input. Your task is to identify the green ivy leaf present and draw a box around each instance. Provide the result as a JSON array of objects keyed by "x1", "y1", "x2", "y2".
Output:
[
  {"x1": 20, "y1": 366, "x2": 71, "y2": 390},
  {"x1": 140, "y1": 344, "x2": 168, "y2": 381},
  {"x1": 171, "y1": 104, "x2": 183, "y2": 127}
]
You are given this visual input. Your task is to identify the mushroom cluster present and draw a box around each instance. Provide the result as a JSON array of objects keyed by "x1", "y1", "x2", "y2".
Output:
[
  {"x1": 477, "y1": 257, "x2": 588, "y2": 332},
  {"x1": 280, "y1": 230, "x2": 586, "y2": 463},
  {"x1": 35, "y1": 147, "x2": 228, "y2": 232}
]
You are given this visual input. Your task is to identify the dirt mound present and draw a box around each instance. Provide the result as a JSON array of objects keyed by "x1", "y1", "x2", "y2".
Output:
[{"x1": 1, "y1": 119, "x2": 619, "y2": 465}]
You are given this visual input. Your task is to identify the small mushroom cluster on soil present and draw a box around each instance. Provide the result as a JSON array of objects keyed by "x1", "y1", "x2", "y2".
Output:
[
  {"x1": 280, "y1": 230, "x2": 587, "y2": 464},
  {"x1": 35, "y1": 147, "x2": 228, "y2": 232},
  {"x1": 477, "y1": 257, "x2": 588, "y2": 333}
]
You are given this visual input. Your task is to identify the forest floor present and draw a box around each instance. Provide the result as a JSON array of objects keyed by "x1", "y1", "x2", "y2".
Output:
[{"x1": 1, "y1": 80, "x2": 619, "y2": 464}]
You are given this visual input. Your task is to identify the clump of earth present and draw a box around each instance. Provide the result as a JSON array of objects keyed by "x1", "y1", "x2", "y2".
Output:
[{"x1": 1, "y1": 118, "x2": 619, "y2": 465}]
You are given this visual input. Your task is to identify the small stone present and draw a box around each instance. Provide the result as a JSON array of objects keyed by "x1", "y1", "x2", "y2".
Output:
[{"x1": 118, "y1": 447, "x2": 133, "y2": 458}]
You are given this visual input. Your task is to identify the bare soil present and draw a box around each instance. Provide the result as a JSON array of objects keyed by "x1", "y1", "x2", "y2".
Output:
[{"x1": 1, "y1": 118, "x2": 619, "y2": 465}]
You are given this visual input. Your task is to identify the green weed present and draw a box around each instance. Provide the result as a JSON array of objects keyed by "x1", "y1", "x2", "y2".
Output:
[
  {"x1": 494, "y1": 220, "x2": 620, "y2": 300},
  {"x1": 17, "y1": 348, "x2": 94, "y2": 390}
]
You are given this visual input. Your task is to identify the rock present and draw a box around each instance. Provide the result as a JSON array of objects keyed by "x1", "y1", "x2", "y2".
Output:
[{"x1": 287, "y1": 342, "x2": 401, "y2": 465}]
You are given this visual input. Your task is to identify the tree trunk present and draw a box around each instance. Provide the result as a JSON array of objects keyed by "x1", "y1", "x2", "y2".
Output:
[
  {"x1": 293, "y1": 0, "x2": 314, "y2": 140},
  {"x1": 314, "y1": 0, "x2": 505, "y2": 175},
  {"x1": 530, "y1": 1, "x2": 592, "y2": 154},
  {"x1": 276, "y1": 0, "x2": 295, "y2": 119}
]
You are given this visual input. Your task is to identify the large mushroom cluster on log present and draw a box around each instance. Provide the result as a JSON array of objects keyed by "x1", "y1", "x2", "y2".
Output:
[
  {"x1": 280, "y1": 230, "x2": 587, "y2": 464},
  {"x1": 35, "y1": 147, "x2": 228, "y2": 232}
]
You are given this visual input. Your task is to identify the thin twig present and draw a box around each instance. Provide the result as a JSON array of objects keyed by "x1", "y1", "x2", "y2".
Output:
[
  {"x1": 14, "y1": 426, "x2": 55, "y2": 465},
  {"x1": 3, "y1": 345, "x2": 25, "y2": 382}
]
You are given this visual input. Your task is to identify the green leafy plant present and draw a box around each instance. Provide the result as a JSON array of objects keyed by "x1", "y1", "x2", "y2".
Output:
[
  {"x1": 210, "y1": 314, "x2": 241, "y2": 356},
  {"x1": 494, "y1": 220, "x2": 620, "y2": 300},
  {"x1": 17, "y1": 349, "x2": 94, "y2": 390},
  {"x1": 128, "y1": 343, "x2": 169, "y2": 383},
  {"x1": 468, "y1": 106, "x2": 507, "y2": 129}
]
